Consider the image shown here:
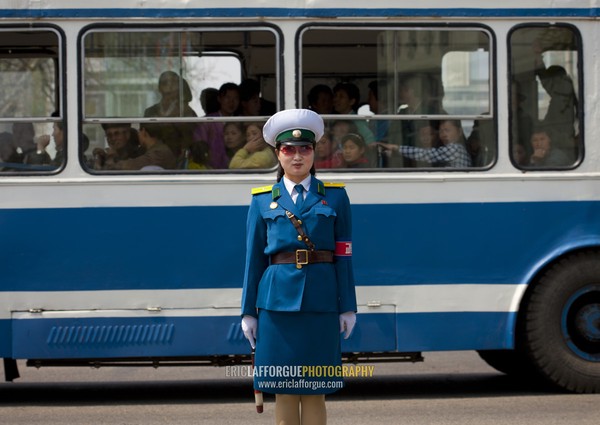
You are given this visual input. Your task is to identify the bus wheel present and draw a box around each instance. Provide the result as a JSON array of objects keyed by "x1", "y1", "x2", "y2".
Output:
[
  {"x1": 522, "y1": 252, "x2": 600, "y2": 393},
  {"x1": 477, "y1": 349, "x2": 534, "y2": 377}
]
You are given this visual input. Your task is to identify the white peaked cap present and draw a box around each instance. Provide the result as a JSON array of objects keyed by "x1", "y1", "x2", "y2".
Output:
[{"x1": 263, "y1": 109, "x2": 325, "y2": 147}]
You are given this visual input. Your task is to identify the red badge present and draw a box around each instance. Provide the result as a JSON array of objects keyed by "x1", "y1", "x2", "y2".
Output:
[{"x1": 322, "y1": 200, "x2": 328, "y2": 205}]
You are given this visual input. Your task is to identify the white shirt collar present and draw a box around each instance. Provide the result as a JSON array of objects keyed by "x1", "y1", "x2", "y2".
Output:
[{"x1": 282, "y1": 175, "x2": 312, "y2": 197}]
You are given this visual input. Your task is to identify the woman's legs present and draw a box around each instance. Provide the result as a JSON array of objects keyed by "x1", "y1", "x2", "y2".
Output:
[
  {"x1": 300, "y1": 395, "x2": 326, "y2": 425},
  {"x1": 275, "y1": 394, "x2": 300, "y2": 425},
  {"x1": 274, "y1": 394, "x2": 326, "y2": 425}
]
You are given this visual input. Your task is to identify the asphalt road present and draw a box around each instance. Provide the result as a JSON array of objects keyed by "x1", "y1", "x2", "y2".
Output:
[{"x1": 0, "y1": 351, "x2": 598, "y2": 425}]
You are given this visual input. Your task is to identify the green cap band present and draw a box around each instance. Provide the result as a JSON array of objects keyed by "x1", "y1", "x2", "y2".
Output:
[{"x1": 275, "y1": 129, "x2": 316, "y2": 143}]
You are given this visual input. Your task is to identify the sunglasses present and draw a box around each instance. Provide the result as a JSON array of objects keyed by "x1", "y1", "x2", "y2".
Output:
[{"x1": 279, "y1": 145, "x2": 314, "y2": 156}]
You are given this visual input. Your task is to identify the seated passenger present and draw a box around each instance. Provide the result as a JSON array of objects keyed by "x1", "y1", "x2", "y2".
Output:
[
  {"x1": 332, "y1": 82, "x2": 375, "y2": 145},
  {"x1": 93, "y1": 123, "x2": 142, "y2": 169},
  {"x1": 377, "y1": 119, "x2": 472, "y2": 168},
  {"x1": 341, "y1": 133, "x2": 370, "y2": 168},
  {"x1": 194, "y1": 82, "x2": 240, "y2": 169},
  {"x1": 527, "y1": 127, "x2": 571, "y2": 168},
  {"x1": 223, "y1": 122, "x2": 246, "y2": 162},
  {"x1": 314, "y1": 131, "x2": 343, "y2": 169},
  {"x1": 229, "y1": 122, "x2": 276, "y2": 169},
  {"x1": 102, "y1": 122, "x2": 176, "y2": 170}
]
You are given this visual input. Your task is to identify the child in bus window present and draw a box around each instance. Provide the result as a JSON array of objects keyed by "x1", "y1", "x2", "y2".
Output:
[{"x1": 341, "y1": 133, "x2": 370, "y2": 168}]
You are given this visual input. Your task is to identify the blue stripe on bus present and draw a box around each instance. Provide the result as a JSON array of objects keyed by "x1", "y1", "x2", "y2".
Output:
[
  {"x1": 1, "y1": 200, "x2": 599, "y2": 292},
  {"x1": 1, "y1": 311, "x2": 513, "y2": 358},
  {"x1": 0, "y1": 8, "x2": 598, "y2": 19}
]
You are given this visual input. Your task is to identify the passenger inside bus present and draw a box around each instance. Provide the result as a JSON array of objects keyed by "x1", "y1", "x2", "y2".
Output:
[
  {"x1": 332, "y1": 82, "x2": 375, "y2": 145},
  {"x1": 228, "y1": 122, "x2": 276, "y2": 169},
  {"x1": 307, "y1": 84, "x2": 334, "y2": 115},
  {"x1": 92, "y1": 123, "x2": 142, "y2": 170},
  {"x1": 533, "y1": 41, "x2": 578, "y2": 147},
  {"x1": 102, "y1": 122, "x2": 176, "y2": 170},
  {"x1": 238, "y1": 78, "x2": 276, "y2": 116},
  {"x1": 200, "y1": 87, "x2": 219, "y2": 115},
  {"x1": 314, "y1": 130, "x2": 343, "y2": 169},
  {"x1": 377, "y1": 119, "x2": 472, "y2": 168},
  {"x1": 341, "y1": 133, "x2": 370, "y2": 168},
  {"x1": 193, "y1": 82, "x2": 240, "y2": 169},
  {"x1": 144, "y1": 71, "x2": 197, "y2": 167},
  {"x1": 527, "y1": 126, "x2": 571, "y2": 168},
  {"x1": 25, "y1": 119, "x2": 64, "y2": 168},
  {"x1": 222, "y1": 121, "x2": 246, "y2": 163}
]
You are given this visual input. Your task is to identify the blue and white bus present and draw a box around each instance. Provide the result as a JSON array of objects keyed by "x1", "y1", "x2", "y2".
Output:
[{"x1": 0, "y1": 0, "x2": 598, "y2": 393}]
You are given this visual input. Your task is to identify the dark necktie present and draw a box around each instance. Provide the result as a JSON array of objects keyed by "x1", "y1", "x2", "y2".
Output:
[{"x1": 294, "y1": 184, "x2": 304, "y2": 210}]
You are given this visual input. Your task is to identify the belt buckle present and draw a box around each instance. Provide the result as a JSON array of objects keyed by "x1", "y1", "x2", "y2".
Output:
[{"x1": 295, "y1": 249, "x2": 309, "y2": 269}]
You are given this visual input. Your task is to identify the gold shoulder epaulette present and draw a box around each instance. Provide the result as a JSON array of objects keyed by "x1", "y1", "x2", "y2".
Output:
[
  {"x1": 251, "y1": 185, "x2": 273, "y2": 195},
  {"x1": 324, "y1": 182, "x2": 345, "y2": 188}
]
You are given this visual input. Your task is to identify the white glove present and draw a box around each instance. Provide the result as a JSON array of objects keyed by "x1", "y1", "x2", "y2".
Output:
[
  {"x1": 241, "y1": 315, "x2": 258, "y2": 349},
  {"x1": 339, "y1": 311, "x2": 356, "y2": 339}
]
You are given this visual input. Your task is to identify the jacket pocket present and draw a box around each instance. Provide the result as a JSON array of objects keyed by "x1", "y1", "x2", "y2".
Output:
[
  {"x1": 314, "y1": 207, "x2": 337, "y2": 218},
  {"x1": 263, "y1": 209, "x2": 287, "y2": 221}
]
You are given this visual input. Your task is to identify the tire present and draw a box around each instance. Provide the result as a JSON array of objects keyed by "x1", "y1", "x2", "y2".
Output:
[
  {"x1": 477, "y1": 349, "x2": 536, "y2": 377},
  {"x1": 521, "y1": 251, "x2": 600, "y2": 393}
]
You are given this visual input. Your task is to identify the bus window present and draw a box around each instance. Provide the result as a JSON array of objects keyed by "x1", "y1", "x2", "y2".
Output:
[
  {"x1": 300, "y1": 26, "x2": 495, "y2": 170},
  {"x1": 509, "y1": 25, "x2": 582, "y2": 170},
  {"x1": 0, "y1": 29, "x2": 64, "y2": 173},
  {"x1": 82, "y1": 28, "x2": 278, "y2": 172}
]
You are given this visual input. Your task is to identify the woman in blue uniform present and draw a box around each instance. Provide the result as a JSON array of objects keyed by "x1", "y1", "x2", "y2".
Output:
[{"x1": 241, "y1": 109, "x2": 357, "y2": 425}]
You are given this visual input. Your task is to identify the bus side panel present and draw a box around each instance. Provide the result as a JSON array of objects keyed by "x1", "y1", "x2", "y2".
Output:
[{"x1": 396, "y1": 312, "x2": 515, "y2": 351}]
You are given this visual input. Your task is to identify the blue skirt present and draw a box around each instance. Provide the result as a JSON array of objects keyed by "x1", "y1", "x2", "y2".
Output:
[{"x1": 254, "y1": 309, "x2": 343, "y2": 395}]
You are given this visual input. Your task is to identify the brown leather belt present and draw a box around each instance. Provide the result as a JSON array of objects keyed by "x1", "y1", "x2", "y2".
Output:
[{"x1": 271, "y1": 249, "x2": 334, "y2": 269}]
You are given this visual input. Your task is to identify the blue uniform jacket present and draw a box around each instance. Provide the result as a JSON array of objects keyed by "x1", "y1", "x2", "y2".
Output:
[{"x1": 241, "y1": 177, "x2": 357, "y2": 317}]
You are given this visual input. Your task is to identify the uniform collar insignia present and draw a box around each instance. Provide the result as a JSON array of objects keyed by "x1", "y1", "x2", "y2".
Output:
[
  {"x1": 317, "y1": 181, "x2": 325, "y2": 196},
  {"x1": 272, "y1": 185, "x2": 282, "y2": 200}
]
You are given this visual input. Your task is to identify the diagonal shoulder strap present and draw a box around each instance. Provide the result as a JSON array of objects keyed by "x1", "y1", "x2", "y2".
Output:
[{"x1": 285, "y1": 211, "x2": 315, "y2": 251}]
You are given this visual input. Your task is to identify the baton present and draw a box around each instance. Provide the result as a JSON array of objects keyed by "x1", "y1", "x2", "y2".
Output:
[{"x1": 251, "y1": 348, "x2": 263, "y2": 413}]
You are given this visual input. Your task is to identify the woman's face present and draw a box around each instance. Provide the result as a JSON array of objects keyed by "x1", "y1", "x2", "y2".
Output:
[
  {"x1": 219, "y1": 89, "x2": 240, "y2": 116},
  {"x1": 439, "y1": 121, "x2": 462, "y2": 145},
  {"x1": 315, "y1": 135, "x2": 334, "y2": 159},
  {"x1": 417, "y1": 126, "x2": 437, "y2": 148},
  {"x1": 333, "y1": 89, "x2": 355, "y2": 114},
  {"x1": 223, "y1": 124, "x2": 245, "y2": 149},
  {"x1": 277, "y1": 144, "x2": 315, "y2": 183},
  {"x1": 158, "y1": 72, "x2": 179, "y2": 101},
  {"x1": 245, "y1": 124, "x2": 262, "y2": 140},
  {"x1": 531, "y1": 131, "x2": 551, "y2": 151},
  {"x1": 105, "y1": 127, "x2": 130, "y2": 151},
  {"x1": 342, "y1": 139, "x2": 364, "y2": 164}
]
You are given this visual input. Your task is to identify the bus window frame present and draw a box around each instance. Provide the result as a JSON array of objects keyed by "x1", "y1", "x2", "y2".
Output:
[
  {"x1": 77, "y1": 22, "x2": 284, "y2": 175},
  {"x1": 508, "y1": 22, "x2": 584, "y2": 172},
  {"x1": 296, "y1": 22, "x2": 498, "y2": 173},
  {"x1": 0, "y1": 24, "x2": 66, "y2": 176}
]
